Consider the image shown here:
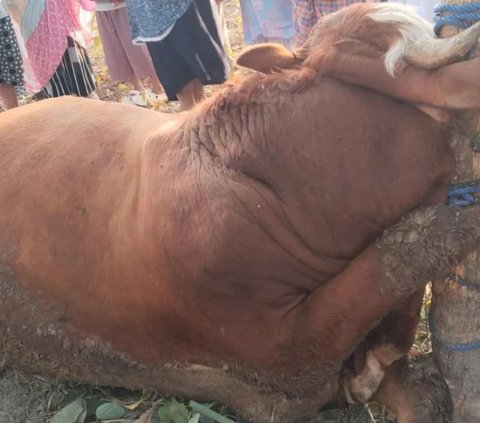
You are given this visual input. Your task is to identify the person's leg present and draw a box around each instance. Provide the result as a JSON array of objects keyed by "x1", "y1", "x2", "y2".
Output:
[
  {"x1": 0, "y1": 84, "x2": 18, "y2": 109},
  {"x1": 146, "y1": 39, "x2": 193, "y2": 104},
  {"x1": 129, "y1": 75, "x2": 143, "y2": 91},
  {"x1": 177, "y1": 79, "x2": 199, "y2": 111},
  {"x1": 112, "y1": 8, "x2": 164, "y2": 94},
  {"x1": 167, "y1": 0, "x2": 229, "y2": 99},
  {"x1": 97, "y1": 10, "x2": 135, "y2": 87},
  {"x1": 146, "y1": 0, "x2": 229, "y2": 106},
  {"x1": 193, "y1": 78, "x2": 205, "y2": 103},
  {"x1": 149, "y1": 74, "x2": 165, "y2": 95}
]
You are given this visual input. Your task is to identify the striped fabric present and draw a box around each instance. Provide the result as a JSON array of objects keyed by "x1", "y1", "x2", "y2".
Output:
[
  {"x1": 292, "y1": 0, "x2": 371, "y2": 46},
  {"x1": 42, "y1": 35, "x2": 95, "y2": 97}
]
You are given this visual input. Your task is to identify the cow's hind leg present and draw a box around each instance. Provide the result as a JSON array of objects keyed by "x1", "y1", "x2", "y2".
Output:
[
  {"x1": 279, "y1": 206, "x2": 480, "y2": 398},
  {"x1": 373, "y1": 357, "x2": 453, "y2": 423},
  {"x1": 291, "y1": 205, "x2": 480, "y2": 365}
]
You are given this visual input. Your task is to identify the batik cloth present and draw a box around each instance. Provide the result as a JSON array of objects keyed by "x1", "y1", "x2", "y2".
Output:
[{"x1": 125, "y1": 0, "x2": 194, "y2": 43}]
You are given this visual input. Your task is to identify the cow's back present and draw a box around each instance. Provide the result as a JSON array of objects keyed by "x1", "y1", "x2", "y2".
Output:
[{"x1": 0, "y1": 97, "x2": 188, "y2": 364}]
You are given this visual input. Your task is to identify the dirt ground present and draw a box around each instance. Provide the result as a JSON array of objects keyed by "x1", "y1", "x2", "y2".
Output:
[
  {"x1": 0, "y1": 365, "x2": 387, "y2": 423},
  {"x1": 0, "y1": 1, "x2": 406, "y2": 422}
]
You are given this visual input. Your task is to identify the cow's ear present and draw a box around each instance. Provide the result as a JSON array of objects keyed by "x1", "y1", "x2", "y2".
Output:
[{"x1": 236, "y1": 43, "x2": 302, "y2": 74}]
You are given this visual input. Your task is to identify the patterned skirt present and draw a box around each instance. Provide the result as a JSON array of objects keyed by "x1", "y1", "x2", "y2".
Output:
[{"x1": 0, "y1": 15, "x2": 23, "y2": 87}]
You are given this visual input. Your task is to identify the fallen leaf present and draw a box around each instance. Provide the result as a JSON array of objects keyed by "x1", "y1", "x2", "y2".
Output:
[
  {"x1": 50, "y1": 399, "x2": 87, "y2": 423},
  {"x1": 95, "y1": 402, "x2": 126, "y2": 420}
]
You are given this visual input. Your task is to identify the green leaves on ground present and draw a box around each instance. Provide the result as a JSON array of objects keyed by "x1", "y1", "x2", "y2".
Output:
[
  {"x1": 157, "y1": 400, "x2": 190, "y2": 423},
  {"x1": 50, "y1": 398, "x2": 87, "y2": 423},
  {"x1": 189, "y1": 401, "x2": 236, "y2": 423},
  {"x1": 157, "y1": 400, "x2": 237, "y2": 423},
  {"x1": 49, "y1": 394, "x2": 239, "y2": 423},
  {"x1": 95, "y1": 402, "x2": 127, "y2": 420}
]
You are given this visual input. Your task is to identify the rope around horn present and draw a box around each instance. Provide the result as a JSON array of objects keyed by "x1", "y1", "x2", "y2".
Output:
[
  {"x1": 427, "y1": 181, "x2": 480, "y2": 352},
  {"x1": 433, "y1": 2, "x2": 480, "y2": 35}
]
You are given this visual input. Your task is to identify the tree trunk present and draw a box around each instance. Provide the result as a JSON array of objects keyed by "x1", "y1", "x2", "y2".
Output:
[{"x1": 432, "y1": 3, "x2": 480, "y2": 422}]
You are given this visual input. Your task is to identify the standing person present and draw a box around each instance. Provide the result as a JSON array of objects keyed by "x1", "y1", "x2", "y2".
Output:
[
  {"x1": 95, "y1": 0, "x2": 166, "y2": 106},
  {"x1": 292, "y1": 0, "x2": 376, "y2": 46},
  {"x1": 125, "y1": 0, "x2": 230, "y2": 111},
  {"x1": 4, "y1": 0, "x2": 97, "y2": 98},
  {"x1": 0, "y1": 1, "x2": 23, "y2": 109},
  {"x1": 239, "y1": 0, "x2": 296, "y2": 49}
]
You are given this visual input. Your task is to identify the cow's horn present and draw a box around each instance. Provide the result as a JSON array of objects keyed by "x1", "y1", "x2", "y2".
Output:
[{"x1": 405, "y1": 20, "x2": 480, "y2": 69}]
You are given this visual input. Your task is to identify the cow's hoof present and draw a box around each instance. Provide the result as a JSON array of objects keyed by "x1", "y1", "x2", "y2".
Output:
[{"x1": 343, "y1": 350, "x2": 385, "y2": 404}]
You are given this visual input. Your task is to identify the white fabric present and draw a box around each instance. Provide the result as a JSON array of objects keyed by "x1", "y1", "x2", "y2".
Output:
[
  {"x1": 390, "y1": 0, "x2": 437, "y2": 21},
  {"x1": 132, "y1": 24, "x2": 174, "y2": 45}
]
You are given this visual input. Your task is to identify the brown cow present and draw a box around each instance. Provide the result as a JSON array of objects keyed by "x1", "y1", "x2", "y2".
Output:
[{"x1": 0, "y1": 4, "x2": 480, "y2": 422}]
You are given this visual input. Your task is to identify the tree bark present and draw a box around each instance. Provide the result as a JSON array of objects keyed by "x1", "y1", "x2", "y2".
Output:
[{"x1": 432, "y1": 3, "x2": 480, "y2": 422}]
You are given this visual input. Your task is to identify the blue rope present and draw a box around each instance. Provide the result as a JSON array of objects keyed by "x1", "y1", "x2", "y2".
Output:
[
  {"x1": 449, "y1": 274, "x2": 480, "y2": 292},
  {"x1": 427, "y1": 181, "x2": 480, "y2": 352},
  {"x1": 433, "y1": 2, "x2": 480, "y2": 36},
  {"x1": 447, "y1": 181, "x2": 480, "y2": 207},
  {"x1": 428, "y1": 312, "x2": 480, "y2": 352}
]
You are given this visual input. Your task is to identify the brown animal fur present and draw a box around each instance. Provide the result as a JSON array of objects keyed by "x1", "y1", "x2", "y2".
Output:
[{"x1": 1, "y1": 8, "x2": 479, "y2": 419}]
